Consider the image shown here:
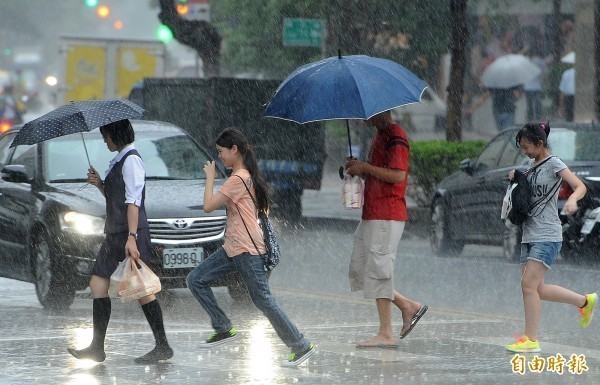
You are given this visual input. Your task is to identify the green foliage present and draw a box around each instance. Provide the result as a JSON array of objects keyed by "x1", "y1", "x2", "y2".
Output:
[
  {"x1": 409, "y1": 140, "x2": 487, "y2": 204},
  {"x1": 211, "y1": 0, "x2": 450, "y2": 82}
]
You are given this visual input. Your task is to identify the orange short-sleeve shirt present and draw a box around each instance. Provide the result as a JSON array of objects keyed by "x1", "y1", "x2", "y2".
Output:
[{"x1": 219, "y1": 169, "x2": 267, "y2": 257}]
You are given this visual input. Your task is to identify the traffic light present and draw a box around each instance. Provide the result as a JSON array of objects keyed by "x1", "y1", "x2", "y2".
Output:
[
  {"x1": 114, "y1": 20, "x2": 123, "y2": 30},
  {"x1": 97, "y1": 5, "x2": 110, "y2": 18},
  {"x1": 85, "y1": 0, "x2": 98, "y2": 6},
  {"x1": 156, "y1": 25, "x2": 173, "y2": 43},
  {"x1": 176, "y1": 4, "x2": 189, "y2": 15}
]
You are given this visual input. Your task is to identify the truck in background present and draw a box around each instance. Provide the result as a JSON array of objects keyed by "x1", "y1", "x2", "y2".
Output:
[
  {"x1": 139, "y1": 77, "x2": 326, "y2": 221},
  {"x1": 58, "y1": 36, "x2": 165, "y2": 104}
]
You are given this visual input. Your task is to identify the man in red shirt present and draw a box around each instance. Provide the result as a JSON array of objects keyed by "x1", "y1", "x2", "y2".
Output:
[{"x1": 346, "y1": 110, "x2": 428, "y2": 348}]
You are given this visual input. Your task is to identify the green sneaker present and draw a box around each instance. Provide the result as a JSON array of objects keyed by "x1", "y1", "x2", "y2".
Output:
[
  {"x1": 506, "y1": 336, "x2": 541, "y2": 353},
  {"x1": 281, "y1": 343, "x2": 316, "y2": 367},
  {"x1": 580, "y1": 293, "x2": 598, "y2": 328},
  {"x1": 199, "y1": 328, "x2": 238, "y2": 348}
]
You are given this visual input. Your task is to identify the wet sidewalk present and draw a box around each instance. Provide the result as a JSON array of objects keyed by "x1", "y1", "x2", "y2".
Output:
[{"x1": 1, "y1": 280, "x2": 599, "y2": 385}]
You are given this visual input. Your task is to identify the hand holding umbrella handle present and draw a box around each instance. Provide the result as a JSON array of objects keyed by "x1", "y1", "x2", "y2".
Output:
[{"x1": 87, "y1": 167, "x2": 103, "y2": 189}]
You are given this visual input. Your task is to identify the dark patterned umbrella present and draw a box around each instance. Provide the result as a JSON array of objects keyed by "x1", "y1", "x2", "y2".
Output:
[{"x1": 10, "y1": 98, "x2": 144, "y2": 148}]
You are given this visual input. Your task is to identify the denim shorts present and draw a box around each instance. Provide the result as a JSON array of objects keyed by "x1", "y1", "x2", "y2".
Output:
[{"x1": 520, "y1": 242, "x2": 562, "y2": 269}]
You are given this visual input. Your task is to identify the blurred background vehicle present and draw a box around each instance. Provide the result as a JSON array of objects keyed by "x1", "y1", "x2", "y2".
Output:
[{"x1": 429, "y1": 123, "x2": 600, "y2": 260}]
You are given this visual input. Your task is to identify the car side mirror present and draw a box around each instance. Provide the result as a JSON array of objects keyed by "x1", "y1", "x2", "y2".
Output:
[
  {"x1": 1, "y1": 165, "x2": 31, "y2": 184},
  {"x1": 458, "y1": 158, "x2": 475, "y2": 175}
]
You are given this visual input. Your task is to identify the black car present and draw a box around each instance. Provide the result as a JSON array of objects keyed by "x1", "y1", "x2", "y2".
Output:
[
  {"x1": 430, "y1": 123, "x2": 600, "y2": 260},
  {"x1": 0, "y1": 120, "x2": 244, "y2": 310}
]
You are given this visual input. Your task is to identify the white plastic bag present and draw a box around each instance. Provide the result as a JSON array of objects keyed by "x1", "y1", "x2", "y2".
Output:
[
  {"x1": 341, "y1": 174, "x2": 363, "y2": 209},
  {"x1": 110, "y1": 257, "x2": 161, "y2": 301},
  {"x1": 108, "y1": 257, "x2": 130, "y2": 298}
]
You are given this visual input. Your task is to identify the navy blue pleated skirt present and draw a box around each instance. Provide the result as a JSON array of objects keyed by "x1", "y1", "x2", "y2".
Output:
[{"x1": 91, "y1": 228, "x2": 154, "y2": 278}]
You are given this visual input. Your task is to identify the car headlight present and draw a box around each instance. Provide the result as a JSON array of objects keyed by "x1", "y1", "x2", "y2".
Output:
[{"x1": 60, "y1": 211, "x2": 105, "y2": 236}]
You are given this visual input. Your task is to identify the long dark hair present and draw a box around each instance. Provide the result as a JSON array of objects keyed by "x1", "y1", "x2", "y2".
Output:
[
  {"x1": 216, "y1": 127, "x2": 271, "y2": 212},
  {"x1": 516, "y1": 121, "x2": 550, "y2": 148}
]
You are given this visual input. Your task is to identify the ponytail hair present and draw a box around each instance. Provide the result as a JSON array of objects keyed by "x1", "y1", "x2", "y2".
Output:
[
  {"x1": 216, "y1": 127, "x2": 271, "y2": 212},
  {"x1": 516, "y1": 121, "x2": 550, "y2": 148}
]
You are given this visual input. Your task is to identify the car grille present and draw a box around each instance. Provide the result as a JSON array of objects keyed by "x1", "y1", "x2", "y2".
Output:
[{"x1": 148, "y1": 216, "x2": 226, "y2": 245}]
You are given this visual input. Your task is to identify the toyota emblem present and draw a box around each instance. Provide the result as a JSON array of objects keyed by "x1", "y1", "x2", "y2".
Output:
[{"x1": 173, "y1": 219, "x2": 189, "y2": 229}]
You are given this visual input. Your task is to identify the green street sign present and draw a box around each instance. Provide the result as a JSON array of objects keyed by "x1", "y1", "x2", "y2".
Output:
[{"x1": 283, "y1": 18, "x2": 324, "y2": 47}]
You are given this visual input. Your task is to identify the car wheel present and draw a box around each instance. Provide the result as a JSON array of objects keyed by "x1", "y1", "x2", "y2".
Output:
[
  {"x1": 226, "y1": 271, "x2": 271, "y2": 302},
  {"x1": 280, "y1": 191, "x2": 302, "y2": 222},
  {"x1": 502, "y1": 223, "x2": 521, "y2": 262},
  {"x1": 32, "y1": 229, "x2": 75, "y2": 311},
  {"x1": 430, "y1": 200, "x2": 464, "y2": 257}
]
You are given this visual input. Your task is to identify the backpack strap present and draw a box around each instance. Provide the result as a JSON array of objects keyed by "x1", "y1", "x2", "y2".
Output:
[
  {"x1": 232, "y1": 174, "x2": 263, "y2": 256},
  {"x1": 524, "y1": 156, "x2": 555, "y2": 175}
]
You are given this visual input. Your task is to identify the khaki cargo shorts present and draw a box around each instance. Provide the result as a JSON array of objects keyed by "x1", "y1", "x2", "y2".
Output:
[{"x1": 348, "y1": 220, "x2": 405, "y2": 300}]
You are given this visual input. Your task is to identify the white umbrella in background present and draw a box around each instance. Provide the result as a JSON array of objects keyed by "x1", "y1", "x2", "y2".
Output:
[
  {"x1": 561, "y1": 51, "x2": 575, "y2": 64},
  {"x1": 481, "y1": 54, "x2": 542, "y2": 89}
]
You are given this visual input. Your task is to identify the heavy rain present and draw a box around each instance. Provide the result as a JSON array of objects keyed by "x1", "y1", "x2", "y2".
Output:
[{"x1": 1, "y1": 0, "x2": 600, "y2": 384}]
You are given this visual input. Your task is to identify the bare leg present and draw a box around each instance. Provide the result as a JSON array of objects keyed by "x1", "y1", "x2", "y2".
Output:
[
  {"x1": 356, "y1": 298, "x2": 397, "y2": 346},
  {"x1": 538, "y1": 282, "x2": 586, "y2": 307},
  {"x1": 392, "y1": 290, "x2": 422, "y2": 335},
  {"x1": 521, "y1": 261, "x2": 546, "y2": 341}
]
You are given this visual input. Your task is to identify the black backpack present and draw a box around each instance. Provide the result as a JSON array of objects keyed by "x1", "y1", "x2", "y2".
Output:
[{"x1": 506, "y1": 156, "x2": 554, "y2": 226}]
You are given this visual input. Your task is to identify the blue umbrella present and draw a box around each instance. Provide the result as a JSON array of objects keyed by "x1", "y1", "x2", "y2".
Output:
[
  {"x1": 263, "y1": 53, "x2": 427, "y2": 157},
  {"x1": 10, "y1": 98, "x2": 144, "y2": 165}
]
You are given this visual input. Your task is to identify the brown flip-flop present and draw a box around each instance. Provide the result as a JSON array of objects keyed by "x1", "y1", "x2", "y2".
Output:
[
  {"x1": 400, "y1": 305, "x2": 428, "y2": 339},
  {"x1": 356, "y1": 342, "x2": 399, "y2": 349}
]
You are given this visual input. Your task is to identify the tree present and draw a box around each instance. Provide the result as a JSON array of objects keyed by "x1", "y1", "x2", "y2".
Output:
[
  {"x1": 445, "y1": 0, "x2": 470, "y2": 142},
  {"x1": 157, "y1": 0, "x2": 222, "y2": 77},
  {"x1": 211, "y1": 1, "x2": 451, "y2": 84}
]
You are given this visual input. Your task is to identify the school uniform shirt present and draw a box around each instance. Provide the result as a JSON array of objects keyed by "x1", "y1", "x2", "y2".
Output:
[
  {"x1": 219, "y1": 169, "x2": 267, "y2": 257},
  {"x1": 521, "y1": 156, "x2": 567, "y2": 243},
  {"x1": 105, "y1": 144, "x2": 145, "y2": 206},
  {"x1": 362, "y1": 123, "x2": 409, "y2": 221}
]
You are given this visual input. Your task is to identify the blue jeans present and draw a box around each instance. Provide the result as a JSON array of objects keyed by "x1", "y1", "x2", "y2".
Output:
[{"x1": 187, "y1": 247, "x2": 310, "y2": 353}]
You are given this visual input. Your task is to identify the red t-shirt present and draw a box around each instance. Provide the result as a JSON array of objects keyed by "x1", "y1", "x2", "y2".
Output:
[{"x1": 362, "y1": 124, "x2": 409, "y2": 221}]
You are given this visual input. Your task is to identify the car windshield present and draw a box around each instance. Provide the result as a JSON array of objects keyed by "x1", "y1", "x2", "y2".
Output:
[
  {"x1": 45, "y1": 130, "x2": 212, "y2": 182},
  {"x1": 548, "y1": 129, "x2": 600, "y2": 161}
]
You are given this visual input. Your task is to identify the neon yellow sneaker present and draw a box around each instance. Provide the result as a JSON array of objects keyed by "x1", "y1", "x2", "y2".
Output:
[
  {"x1": 579, "y1": 293, "x2": 598, "y2": 328},
  {"x1": 506, "y1": 336, "x2": 541, "y2": 353}
]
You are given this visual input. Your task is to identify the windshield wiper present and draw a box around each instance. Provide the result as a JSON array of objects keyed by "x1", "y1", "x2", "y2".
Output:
[
  {"x1": 49, "y1": 178, "x2": 87, "y2": 183},
  {"x1": 145, "y1": 176, "x2": 190, "y2": 181}
]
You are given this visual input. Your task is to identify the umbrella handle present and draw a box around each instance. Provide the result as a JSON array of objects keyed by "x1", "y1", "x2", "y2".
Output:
[
  {"x1": 80, "y1": 133, "x2": 91, "y2": 167},
  {"x1": 346, "y1": 120, "x2": 353, "y2": 158}
]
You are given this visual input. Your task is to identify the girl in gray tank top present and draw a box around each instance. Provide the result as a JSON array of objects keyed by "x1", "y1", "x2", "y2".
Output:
[{"x1": 505, "y1": 122, "x2": 596, "y2": 354}]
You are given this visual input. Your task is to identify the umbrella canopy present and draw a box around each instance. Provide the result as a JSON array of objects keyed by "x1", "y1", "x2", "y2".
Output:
[
  {"x1": 10, "y1": 98, "x2": 144, "y2": 148},
  {"x1": 481, "y1": 54, "x2": 541, "y2": 89},
  {"x1": 263, "y1": 54, "x2": 427, "y2": 124}
]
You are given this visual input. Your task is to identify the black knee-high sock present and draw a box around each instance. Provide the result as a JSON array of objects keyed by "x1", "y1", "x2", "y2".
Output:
[
  {"x1": 141, "y1": 299, "x2": 169, "y2": 347},
  {"x1": 91, "y1": 297, "x2": 111, "y2": 349}
]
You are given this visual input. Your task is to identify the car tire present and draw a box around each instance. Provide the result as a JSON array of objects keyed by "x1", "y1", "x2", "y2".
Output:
[
  {"x1": 226, "y1": 271, "x2": 271, "y2": 302},
  {"x1": 281, "y1": 191, "x2": 302, "y2": 222},
  {"x1": 32, "y1": 229, "x2": 76, "y2": 311},
  {"x1": 430, "y1": 200, "x2": 464, "y2": 257},
  {"x1": 502, "y1": 223, "x2": 521, "y2": 262}
]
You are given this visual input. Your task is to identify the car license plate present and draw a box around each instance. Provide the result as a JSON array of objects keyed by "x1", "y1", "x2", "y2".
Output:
[
  {"x1": 581, "y1": 219, "x2": 596, "y2": 235},
  {"x1": 162, "y1": 247, "x2": 203, "y2": 269}
]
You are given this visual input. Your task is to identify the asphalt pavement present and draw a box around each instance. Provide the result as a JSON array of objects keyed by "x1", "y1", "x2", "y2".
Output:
[
  {"x1": 2, "y1": 188, "x2": 600, "y2": 385},
  {"x1": 2, "y1": 108, "x2": 598, "y2": 384}
]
